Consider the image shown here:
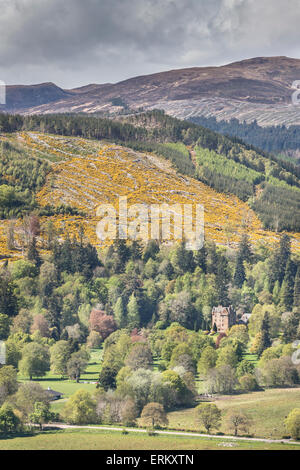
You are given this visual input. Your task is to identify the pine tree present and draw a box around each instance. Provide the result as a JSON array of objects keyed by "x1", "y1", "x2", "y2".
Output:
[
  {"x1": 114, "y1": 240, "x2": 130, "y2": 266},
  {"x1": 238, "y1": 234, "x2": 253, "y2": 263},
  {"x1": 59, "y1": 235, "x2": 72, "y2": 273},
  {"x1": 283, "y1": 310, "x2": 300, "y2": 343},
  {"x1": 6, "y1": 220, "x2": 15, "y2": 250},
  {"x1": 258, "y1": 312, "x2": 272, "y2": 356},
  {"x1": 27, "y1": 237, "x2": 41, "y2": 269},
  {"x1": 171, "y1": 241, "x2": 195, "y2": 273},
  {"x1": 45, "y1": 220, "x2": 56, "y2": 250},
  {"x1": 114, "y1": 296, "x2": 127, "y2": 328},
  {"x1": 110, "y1": 239, "x2": 130, "y2": 273},
  {"x1": 280, "y1": 260, "x2": 297, "y2": 311},
  {"x1": 233, "y1": 253, "x2": 246, "y2": 288},
  {"x1": 216, "y1": 254, "x2": 230, "y2": 304},
  {"x1": 294, "y1": 265, "x2": 300, "y2": 310},
  {"x1": 130, "y1": 240, "x2": 143, "y2": 261},
  {"x1": 206, "y1": 241, "x2": 219, "y2": 275},
  {"x1": 194, "y1": 246, "x2": 207, "y2": 273},
  {"x1": 268, "y1": 234, "x2": 291, "y2": 291},
  {"x1": 0, "y1": 276, "x2": 18, "y2": 316},
  {"x1": 127, "y1": 293, "x2": 140, "y2": 329},
  {"x1": 143, "y1": 240, "x2": 159, "y2": 263}
]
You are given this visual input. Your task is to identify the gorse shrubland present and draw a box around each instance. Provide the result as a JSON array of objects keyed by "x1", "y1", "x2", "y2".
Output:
[{"x1": 0, "y1": 111, "x2": 299, "y2": 230}]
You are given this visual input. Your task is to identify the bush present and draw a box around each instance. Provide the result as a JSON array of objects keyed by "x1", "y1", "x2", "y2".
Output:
[
  {"x1": 0, "y1": 403, "x2": 22, "y2": 435},
  {"x1": 239, "y1": 374, "x2": 259, "y2": 392},
  {"x1": 87, "y1": 331, "x2": 103, "y2": 349},
  {"x1": 285, "y1": 409, "x2": 300, "y2": 440},
  {"x1": 61, "y1": 389, "x2": 98, "y2": 425}
]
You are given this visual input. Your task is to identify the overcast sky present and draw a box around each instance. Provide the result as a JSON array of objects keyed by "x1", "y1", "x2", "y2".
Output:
[{"x1": 0, "y1": 0, "x2": 300, "y2": 88}]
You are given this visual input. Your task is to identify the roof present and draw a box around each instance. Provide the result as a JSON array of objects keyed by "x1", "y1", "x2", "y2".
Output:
[{"x1": 46, "y1": 388, "x2": 63, "y2": 397}]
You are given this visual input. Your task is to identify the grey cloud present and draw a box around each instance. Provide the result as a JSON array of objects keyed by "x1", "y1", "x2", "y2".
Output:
[{"x1": 0, "y1": 0, "x2": 299, "y2": 88}]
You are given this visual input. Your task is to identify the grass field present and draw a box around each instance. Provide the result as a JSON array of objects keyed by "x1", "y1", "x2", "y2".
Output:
[
  {"x1": 168, "y1": 387, "x2": 300, "y2": 439},
  {"x1": 0, "y1": 428, "x2": 299, "y2": 450},
  {"x1": 242, "y1": 352, "x2": 259, "y2": 366},
  {"x1": 17, "y1": 349, "x2": 102, "y2": 414}
]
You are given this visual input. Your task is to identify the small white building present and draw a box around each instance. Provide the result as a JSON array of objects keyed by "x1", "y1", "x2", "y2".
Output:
[{"x1": 240, "y1": 313, "x2": 251, "y2": 325}]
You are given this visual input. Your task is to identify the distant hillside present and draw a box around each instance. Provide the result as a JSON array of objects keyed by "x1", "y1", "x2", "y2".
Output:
[
  {"x1": 1, "y1": 82, "x2": 72, "y2": 111},
  {"x1": 189, "y1": 116, "x2": 300, "y2": 163},
  {"x1": 0, "y1": 111, "x2": 300, "y2": 238},
  {"x1": 2, "y1": 57, "x2": 300, "y2": 126},
  {"x1": 1, "y1": 130, "x2": 300, "y2": 262}
]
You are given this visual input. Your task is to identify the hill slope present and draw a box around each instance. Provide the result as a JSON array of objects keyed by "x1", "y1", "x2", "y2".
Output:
[
  {"x1": 1, "y1": 111, "x2": 300, "y2": 235},
  {"x1": 2, "y1": 57, "x2": 300, "y2": 126},
  {"x1": 1, "y1": 130, "x2": 300, "y2": 260}
]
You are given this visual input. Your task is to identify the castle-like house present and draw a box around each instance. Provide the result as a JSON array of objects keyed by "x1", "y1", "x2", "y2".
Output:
[{"x1": 212, "y1": 305, "x2": 236, "y2": 333}]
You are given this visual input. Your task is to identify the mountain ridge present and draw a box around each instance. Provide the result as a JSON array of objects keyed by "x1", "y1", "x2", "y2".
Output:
[{"x1": 2, "y1": 56, "x2": 300, "y2": 125}]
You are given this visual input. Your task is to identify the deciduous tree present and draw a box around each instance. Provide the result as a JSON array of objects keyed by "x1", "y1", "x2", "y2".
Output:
[
  {"x1": 196, "y1": 403, "x2": 221, "y2": 433},
  {"x1": 140, "y1": 402, "x2": 168, "y2": 428}
]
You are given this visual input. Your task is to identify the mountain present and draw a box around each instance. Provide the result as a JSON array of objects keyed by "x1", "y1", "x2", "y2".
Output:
[
  {"x1": 1, "y1": 82, "x2": 72, "y2": 111},
  {"x1": 2, "y1": 57, "x2": 300, "y2": 126}
]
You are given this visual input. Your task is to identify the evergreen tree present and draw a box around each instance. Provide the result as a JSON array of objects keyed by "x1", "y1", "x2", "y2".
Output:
[
  {"x1": 283, "y1": 310, "x2": 300, "y2": 343},
  {"x1": 108, "y1": 239, "x2": 130, "y2": 274},
  {"x1": 143, "y1": 240, "x2": 159, "y2": 263},
  {"x1": 130, "y1": 240, "x2": 143, "y2": 261},
  {"x1": 44, "y1": 220, "x2": 57, "y2": 250},
  {"x1": 194, "y1": 246, "x2": 207, "y2": 273},
  {"x1": 0, "y1": 276, "x2": 18, "y2": 317},
  {"x1": 44, "y1": 294, "x2": 62, "y2": 337},
  {"x1": 257, "y1": 312, "x2": 272, "y2": 356},
  {"x1": 269, "y1": 234, "x2": 291, "y2": 290},
  {"x1": 238, "y1": 234, "x2": 253, "y2": 264},
  {"x1": 114, "y1": 240, "x2": 130, "y2": 267},
  {"x1": 206, "y1": 241, "x2": 219, "y2": 275},
  {"x1": 294, "y1": 265, "x2": 300, "y2": 310},
  {"x1": 278, "y1": 234, "x2": 292, "y2": 283},
  {"x1": 53, "y1": 236, "x2": 72, "y2": 274},
  {"x1": 233, "y1": 253, "x2": 246, "y2": 288},
  {"x1": 216, "y1": 254, "x2": 230, "y2": 304},
  {"x1": 27, "y1": 237, "x2": 42, "y2": 269},
  {"x1": 280, "y1": 260, "x2": 297, "y2": 311},
  {"x1": 171, "y1": 241, "x2": 195, "y2": 273}
]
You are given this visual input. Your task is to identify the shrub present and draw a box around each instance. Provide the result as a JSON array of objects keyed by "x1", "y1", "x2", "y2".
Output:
[
  {"x1": 285, "y1": 409, "x2": 300, "y2": 440},
  {"x1": 239, "y1": 374, "x2": 259, "y2": 392}
]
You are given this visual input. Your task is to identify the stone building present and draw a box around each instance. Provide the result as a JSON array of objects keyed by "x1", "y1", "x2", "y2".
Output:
[{"x1": 212, "y1": 305, "x2": 236, "y2": 333}]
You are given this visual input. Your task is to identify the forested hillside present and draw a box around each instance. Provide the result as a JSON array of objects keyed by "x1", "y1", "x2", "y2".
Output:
[
  {"x1": 190, "y1": 116, "x2": 300, "y2": 162},
  {"x1": 0, "y1": 111, "x2": 299, "y2": 232}
]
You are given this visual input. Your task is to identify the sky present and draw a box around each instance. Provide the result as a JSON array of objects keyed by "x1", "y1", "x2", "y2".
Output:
[{"x1": 0, "y1": 0, "x2": 300, "y2": 89}]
